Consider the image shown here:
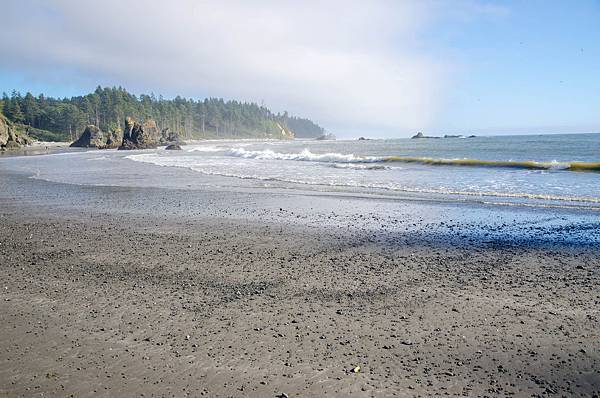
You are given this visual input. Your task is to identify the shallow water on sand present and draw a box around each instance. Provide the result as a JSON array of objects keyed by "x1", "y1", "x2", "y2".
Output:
[{"x1": 1, "y1": 134, "x2": 600, "y2": 246}]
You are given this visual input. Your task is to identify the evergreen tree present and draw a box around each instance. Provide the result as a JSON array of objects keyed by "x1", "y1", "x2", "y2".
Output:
[
  {"x1": 8, "y1": 99, "x2": 25, "y2": 124},
  {"x1": 0, "y1": 86, "x2": 326, "y2": 141}
]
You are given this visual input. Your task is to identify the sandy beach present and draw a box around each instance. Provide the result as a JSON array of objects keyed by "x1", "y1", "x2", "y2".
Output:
[
  {"x1": 2, "y1": 0, "x2": 599, "y2": 395},
  {"x1": 0, "y1": 141, "x2": 71, "y2": 157},
  {"x1": 0, "y1": 166, "x2": 598, "y2": 397}
]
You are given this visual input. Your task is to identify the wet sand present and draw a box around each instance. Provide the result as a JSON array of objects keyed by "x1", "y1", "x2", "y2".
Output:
[
  {"x1": 0, "y1": 141, "x2": 71, "y2": 157},
  {"x1": 0, "y1": 170, "x2": 599, "y2": 397}
]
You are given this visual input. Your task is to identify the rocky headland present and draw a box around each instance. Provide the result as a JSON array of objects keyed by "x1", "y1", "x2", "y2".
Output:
[{"x1": 0, "y1": 113, "x2": 34, "y2": 151}]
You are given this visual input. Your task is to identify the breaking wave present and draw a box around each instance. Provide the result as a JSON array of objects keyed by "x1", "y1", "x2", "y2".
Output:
[
  {"x1": 226, "y1": 148, "x2": 600, "y2": 172},
  {"x1": 186, "y1": 145, "x2": 223, "y2": 152},
  {"x1": 384, "y1": 156, "x2": 600, "y2": 171},
  {"x1": 125, "y1": 153, "x2": 600, "y2": 206},
  {"x1": 226, "y1": 148, "x2": 383, "y2": 163}
]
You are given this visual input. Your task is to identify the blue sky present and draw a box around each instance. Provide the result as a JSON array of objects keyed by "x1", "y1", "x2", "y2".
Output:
[
  {"x1": 430, "y1": 1, "x2": 600, "y2": 134},
  {"x1": 1, "y1": 0, "x2": 599, "y2": 137}
]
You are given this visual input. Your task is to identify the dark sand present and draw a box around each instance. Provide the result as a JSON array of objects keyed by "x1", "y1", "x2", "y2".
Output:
[{"x1": 0, "y1": 170, "x2": 599, "y2": 397}]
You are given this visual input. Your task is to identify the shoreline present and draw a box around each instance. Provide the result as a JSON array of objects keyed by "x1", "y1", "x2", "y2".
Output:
[
  {"x1": 0, "y1": 140, "x2": 72, "y2": 157},
  {"x1": 0, "y1": 168, "x2": 599, "y2": 396}
]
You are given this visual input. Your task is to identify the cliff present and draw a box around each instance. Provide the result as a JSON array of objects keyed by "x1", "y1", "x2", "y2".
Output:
[{"x1": 0, "y1": 113, "x2": 34, "y2": 150}]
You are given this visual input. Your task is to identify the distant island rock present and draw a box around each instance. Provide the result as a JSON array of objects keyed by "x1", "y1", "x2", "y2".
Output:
[
  {"x1": 411, "y1": 132, "x2": 439, "y2": 139},
  {"x1": 411, "y1": 132, "x2": 477, "y2": 139},
  {"x1": 357, "y1": 137, "x2": 372, "y2": 141}
]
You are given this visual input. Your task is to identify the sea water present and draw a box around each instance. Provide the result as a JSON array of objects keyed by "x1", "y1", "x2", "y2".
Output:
[
  {"x1": 2, "y1": 133, "x2": 600, "y2": 210},
  {"x1": 125, "y1": 134, "x2": 600, "y2": 209}
]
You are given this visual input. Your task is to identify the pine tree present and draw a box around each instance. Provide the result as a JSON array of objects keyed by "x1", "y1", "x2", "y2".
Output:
[
  {"x1": 9, "y1": 100, "x2": 25, "y2": 124},
  {"x1": 0, "y1": 86, "x2": 325, "y2": 141}
]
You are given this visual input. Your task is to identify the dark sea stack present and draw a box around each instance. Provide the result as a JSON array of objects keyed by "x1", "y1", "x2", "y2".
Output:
[
  {"x1": 119, "y1": 117, "x2": 159, "y2": 150},
  {"x1": 70, "y1": 125, "x2": 105, "y2": 148},
  {"x1": 71, "y1": 125, "x2": 123, "y2": 149},
  {"x1": 165, "y1": 144, "x2": 182, "y2": 150},
  {"x1": 103, "y1": 127, "x2": 123, "y2": 149},
  {"x1": 159, "y1": 128, "x2": 183, "y2": 146},
  {"x1": 411, "y1": 132, "x2": 440, "y2": 139}
]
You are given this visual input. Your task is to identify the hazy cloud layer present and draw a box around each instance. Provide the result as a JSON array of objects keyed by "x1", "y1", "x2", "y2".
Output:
[{"x1": 0, "y1": 0, "x2": 502, "y2": 135}]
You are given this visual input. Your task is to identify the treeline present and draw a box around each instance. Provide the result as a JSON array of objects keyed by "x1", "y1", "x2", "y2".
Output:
[
  {"x1": 284, "y1": 115, "x2": 325, "y2": 137},
  {"x1": 0, "y1": 86, "x2": 325, "y2": 141}
]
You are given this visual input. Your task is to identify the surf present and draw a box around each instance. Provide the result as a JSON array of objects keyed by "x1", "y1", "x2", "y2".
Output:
[
  {"x1": 383, "y1": 156, "x2": 600, "y2": 172},
  {"x1": 225, "y1": 148, "x2": 600, "y2": 172},
  {"x1": 226, "y1": 148, "x2": 384, "y2": 163}
]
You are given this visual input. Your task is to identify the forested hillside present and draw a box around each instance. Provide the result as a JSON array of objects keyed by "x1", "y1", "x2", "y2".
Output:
[{"x1": 0, "y1": 87, "x2": 325, "y2": 141}]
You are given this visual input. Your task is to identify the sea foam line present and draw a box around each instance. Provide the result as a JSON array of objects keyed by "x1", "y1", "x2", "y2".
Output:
[
  {"x1": 384, "y1": 156, "x2": 600, "y2": 171},
  {"x1": 226, "y1": 148, "x2": 600, "y2": 172},
  {"x1": 125, "y1": 153, "x2": 600, "y2": 205},
  {"x1": 191, "y1": 168, "x2": 600, "y2": 206},
  {"x1": 226, "y1": 148, "x2": 383, "y2": 163}
]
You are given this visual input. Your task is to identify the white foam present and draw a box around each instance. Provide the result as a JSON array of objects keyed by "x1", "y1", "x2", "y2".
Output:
[
  {"x1": 186, "y1": 145, "x2": 223, "y2": 152},
  {"x1": 331, "y1": 163, "x2": 390, "y2": 170},
  {"x1": 226, "y1": 148, "x2": 383, "y2": 163},
  {"x1": 125, "y1": 153, "x2": 600, "y2": 205}
]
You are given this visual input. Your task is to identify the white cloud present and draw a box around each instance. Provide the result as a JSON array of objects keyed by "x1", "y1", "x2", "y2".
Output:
[{"x1": 0, "y1": 0, "x2": 461, "y2": 136}]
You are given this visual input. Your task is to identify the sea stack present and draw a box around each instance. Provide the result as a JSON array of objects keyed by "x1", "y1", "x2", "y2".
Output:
[
  {"x1": 71, "y1": 125, "x2": 123, "y2": 149},
  {"x1": 159, "y1": 128, "x2": 184, "y2": 146},
  {"x1": 118, "y1": 117, "x2": 159, "y2": 150}
]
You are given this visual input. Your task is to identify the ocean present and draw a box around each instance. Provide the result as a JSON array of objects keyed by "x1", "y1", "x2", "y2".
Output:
[{"x1": 2, "y1": 133, "x2": 600, "y2": 210}]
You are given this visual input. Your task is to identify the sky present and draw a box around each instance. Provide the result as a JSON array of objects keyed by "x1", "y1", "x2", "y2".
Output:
[{"x1": 0, "y1": 0, "x2": 599, "y2": 138}]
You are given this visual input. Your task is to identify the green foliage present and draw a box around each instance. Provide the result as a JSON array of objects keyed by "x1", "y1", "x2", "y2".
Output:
[
  {"x1": 24, "y1": 126, "x2": 64, "y2": 142},
  {"x1": 1, "y1": 87, "x2": 325, "y2": 141},
  {"x1": 281, "y1": 114, "x2": 325, "y2": 138}
]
